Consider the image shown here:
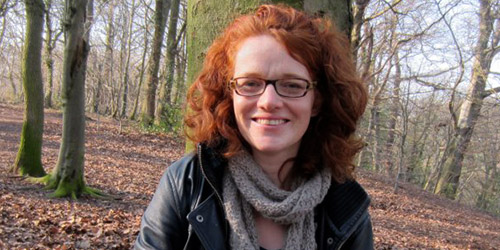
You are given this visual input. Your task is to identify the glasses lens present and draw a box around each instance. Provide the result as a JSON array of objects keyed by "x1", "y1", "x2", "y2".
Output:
[
  {"x1": 276, "y1": 79, "x2": 308, "y2": 97},
  {"x1": 234, "y1": 78, "x2": 264, "y2": 96}
]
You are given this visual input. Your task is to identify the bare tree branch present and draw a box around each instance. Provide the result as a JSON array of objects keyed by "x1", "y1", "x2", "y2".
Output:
[
  {"x1": 482, "y1": 86, "x2": 500, "y2": 98},
  {"x1": 0, "y1": 0, "x2": 18, "y2": 17},
  {"x1": 415, "y1": 78, "x2": 448, "y2": 91},
  {"x1": 435, "y1": 0, "x2": 464, "y2": 129},
  {"x1": 489, "y1": 18, "x2": 500, "y2": 57},
  {"x1": 365, "y1": 0, "x2": 403, "y2": 22},
  {"x1": 173, "y1": 21, "x2": 186, "y2": 49}
]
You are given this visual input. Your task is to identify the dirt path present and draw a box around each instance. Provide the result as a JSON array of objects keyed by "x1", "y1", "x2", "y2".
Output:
[{"x1": 1, "y1": 104, "x2": 499, "y2": 249}]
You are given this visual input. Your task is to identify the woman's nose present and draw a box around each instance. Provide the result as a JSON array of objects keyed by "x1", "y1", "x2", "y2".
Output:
[{"x1": 257, "y1": 84, "x2": 283, "y2": 110}]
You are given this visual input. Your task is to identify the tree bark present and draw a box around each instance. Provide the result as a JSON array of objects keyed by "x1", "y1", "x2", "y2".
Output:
[
  {"x1": 384, "y1": 52, "x2": 401, "y2": 177},
  {"x1": 173, "y1": 22, "x2": 187, "y2": 106},
  {"x1": 45, "y1": 0, "x2": 94, "y2": 198},
  {"x1": 154, "y1": 0, "x2": 180, "y2": 126},
  {"x1": 140, "y1": 0, "x2": 170, "y2": 125},
  {"x1": 304, "y1": 0, "x2": 353, "y2": 36},
  {"x1": 119, "y1": 0, "x2": 136, "y2": 118},
  {"x1": 130, "y1": 5, "x2": 151, "y2": 120},
  {"x1": 12, "y1": 0, "x2": 46, "y2": 177},
  {"x1": 435, "y1": 0, "x2": 499, "y2": 199},
  {"x1": 351, "y1": 0, "x2": 370, "y2": 62},
  {"x1": 43, "y1": 0, "x2": 61, "y2": 108},
  {"x1": 0, "y1": 8, "x2": 7, "y2": 47}
]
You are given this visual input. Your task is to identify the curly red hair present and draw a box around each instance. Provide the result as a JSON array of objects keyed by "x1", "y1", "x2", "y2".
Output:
[{"x1": 185, "y1": 4, "x2": 367, "y2": 183}]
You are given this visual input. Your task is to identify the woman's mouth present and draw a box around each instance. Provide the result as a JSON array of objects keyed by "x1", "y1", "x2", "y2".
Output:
[{"x1": 253, "y1": 118, "x2": 288, "y2": 125}]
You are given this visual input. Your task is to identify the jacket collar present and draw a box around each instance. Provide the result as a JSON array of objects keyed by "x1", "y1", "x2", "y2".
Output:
[{"x1": 197, "y1": 143, "x2": 227, "y2": 196}]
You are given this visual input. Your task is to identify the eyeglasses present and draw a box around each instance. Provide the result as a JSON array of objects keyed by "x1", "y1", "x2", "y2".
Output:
[{"x1": 229, "y1": 77, "x2": 316, "y2": 98}]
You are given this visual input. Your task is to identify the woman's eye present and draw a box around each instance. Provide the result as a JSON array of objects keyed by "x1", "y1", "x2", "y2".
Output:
[
  {"x1": 282, "y1": 81, "x2": 305, "y2": 89},
  {"x1": 244, "y1": 81, "x2": 259, "y2": 87},
  {"x1": 240, "y1": 79, "x2": 262, "y2": 88}
]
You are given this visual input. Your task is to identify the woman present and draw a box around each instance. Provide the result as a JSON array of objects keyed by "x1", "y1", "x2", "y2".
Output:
[{"x1": 135, "y1": 4, "x2": 372, "y2": 250}]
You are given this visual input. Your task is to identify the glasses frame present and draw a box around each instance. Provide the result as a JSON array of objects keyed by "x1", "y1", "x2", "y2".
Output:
[{"x1": 229, "y1": 77, "x2": 317, "y2": 98}]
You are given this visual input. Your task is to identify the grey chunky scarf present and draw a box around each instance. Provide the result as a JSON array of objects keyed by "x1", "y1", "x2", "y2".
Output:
[{"x1": 223, "y1": 150, "x2": 331, "y2": 250}]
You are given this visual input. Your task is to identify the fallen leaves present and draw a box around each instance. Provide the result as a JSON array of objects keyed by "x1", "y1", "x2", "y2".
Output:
[
  {"x1": 0, "y1": 104, "x2": 183, "y2": 249},
  {"x1": 360, "y1": 171, "x2": 500, "y2": 250}
]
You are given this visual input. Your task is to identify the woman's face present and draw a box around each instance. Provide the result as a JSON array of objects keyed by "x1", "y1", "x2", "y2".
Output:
[{"x1": 232, "y1": 35, "x2": 317, "y2": 160}]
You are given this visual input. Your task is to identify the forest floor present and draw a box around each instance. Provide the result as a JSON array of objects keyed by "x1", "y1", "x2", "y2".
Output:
[{"x1": 1, "y1": 103, "x2": 499, "y2": 250}]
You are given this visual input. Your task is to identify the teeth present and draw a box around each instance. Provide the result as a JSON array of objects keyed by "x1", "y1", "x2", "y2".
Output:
[{"x1": 255, "y1": 119, "x2": 286, "y2": 125}]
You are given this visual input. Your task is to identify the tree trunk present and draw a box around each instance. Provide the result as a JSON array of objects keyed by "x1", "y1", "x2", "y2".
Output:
[
  {"x1": 92, "y1": 62, "x2": 103, "y2": 113},
  {"x1": 384, "y1": 52, "x2": 401, "y2": 177},
  {"x1": 435, "y1": 0, "x2": 498, "y2": 199},
  {"x1": 11, "y1": 0, "x2": 46, "y2": 177},
  {"x1": 369, "y1": 104, "x2": 380, "y2": 171},
  {"x1": 94, "y1": 1, "x2": 115, "y2": 115},
  {"x1": 120, "y1": 0, "x2": 136, "y2": 118},
  {"x1": 476, "y1": 152, "x2": 496, "y2": 210},
  {"x1": 355, "y1": 24, "x2": 373, "y2": 168},
  {"x1": 45, "y1": 0, "x2": 94, "y2": 198},
  {"x1": 140, "y1": 0, "x2": 170, "y2": 125},
  {"x1": 130, "y1": 6, "x2": 151, "y2": 120},
  {"x1": 173, "y1": 24, "x2": 187, "y2": 106},
  {"x1": 393, "y1": 75, "x2": 409, "y2": 192},
  {"x1": 43, "y1": 0, "x2": 61, "y2": 108},
  {"x1": 0, "y1": 10, "x2": 6, "y2": 47},
  {"x1": 304, "y1": 0, "x2": 353, "y2": 36},
  {"x1": 351, "y1": 0, "x2": 370, "y2": 62},
  {"x1": 154, "y1": 0, "x2": 180, "y2": 126},
  {"x1": 8, "y1": 60, "x2": 18, "y2": 98}
]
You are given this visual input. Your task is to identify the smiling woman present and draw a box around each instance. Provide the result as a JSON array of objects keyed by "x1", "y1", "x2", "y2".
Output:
[
  {"x1": 231, "y1": 35, "x2": 318, "y2": 187},
  {"x1": 135, "y1": 4, "x2": 371, "y2": 250}
]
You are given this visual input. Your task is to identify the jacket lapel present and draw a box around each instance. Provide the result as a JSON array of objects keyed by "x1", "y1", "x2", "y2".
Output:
[{"x1": 187, "y1": 193, "x2": 227, "y2": 250}]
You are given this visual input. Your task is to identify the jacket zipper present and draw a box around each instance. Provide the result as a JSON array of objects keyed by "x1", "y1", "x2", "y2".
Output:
[{"x1": 197, "y1": 144, "x2": 229, "y2": 239}]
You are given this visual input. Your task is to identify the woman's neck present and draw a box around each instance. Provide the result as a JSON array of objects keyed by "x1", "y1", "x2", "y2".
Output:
[{"x1": 251, "y1": 149, "x2": 297, "y2": 188}]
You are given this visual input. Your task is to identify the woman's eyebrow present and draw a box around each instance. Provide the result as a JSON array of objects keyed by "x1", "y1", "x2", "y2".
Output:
[
  {"x1": 281, "y1": 73, "x2": 309, "y2": 79},
  {"x1": 235, "y1": 72, "x2": 308, "y2": 79},
  {"x1": 233, "y1": 72, "x2": 262, "y2": 78}
]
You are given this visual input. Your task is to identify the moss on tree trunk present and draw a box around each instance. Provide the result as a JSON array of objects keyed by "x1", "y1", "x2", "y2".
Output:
[
  {"x1": 31, "y1": 0, "x2": 105, "y2": 199},
  {"x1": 12, "y1": 0, "x2": 46, "y2": 177}
]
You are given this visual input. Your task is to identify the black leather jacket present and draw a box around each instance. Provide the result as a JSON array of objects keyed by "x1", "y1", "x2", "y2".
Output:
[{"x1": 135, "y1": 144, "x2": 373, "y2": 250}]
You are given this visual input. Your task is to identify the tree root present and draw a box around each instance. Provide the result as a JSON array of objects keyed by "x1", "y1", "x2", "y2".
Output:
[
  {"x1": 27, "y1": 174, "x2": 118, "y2": 200},
  {"x1": 27, "y1": 174, "x2": 51, "y2": 185}
]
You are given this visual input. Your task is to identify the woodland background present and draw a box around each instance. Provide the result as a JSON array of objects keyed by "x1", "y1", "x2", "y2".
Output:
[{"x1": 1, "y1": 0, "x2": 500, "y2": 249}]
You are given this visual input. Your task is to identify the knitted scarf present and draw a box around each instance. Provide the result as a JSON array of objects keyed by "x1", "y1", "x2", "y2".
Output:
[{"x1": 222, "y1": 150, "x2": 331, "y2": 250}]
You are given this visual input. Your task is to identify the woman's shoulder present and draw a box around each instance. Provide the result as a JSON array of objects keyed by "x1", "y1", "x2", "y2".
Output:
[
  {"x1": 321, "y1": 180, "x2": 371, "y2": 227},
  {"x1": 164, "y1": 152, "x2": 198, "y2": 176},
  {"x1": 328, "y1": 180, "x2": 369, "y2": 201},
  {"x1": 159, "y1": 152, "x2": 206, "y2": 190}
]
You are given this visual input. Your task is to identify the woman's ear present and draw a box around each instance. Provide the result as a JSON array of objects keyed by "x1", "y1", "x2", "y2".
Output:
[{"x1": 311, "y1": 90, "x2": 322, "y2": 117}]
